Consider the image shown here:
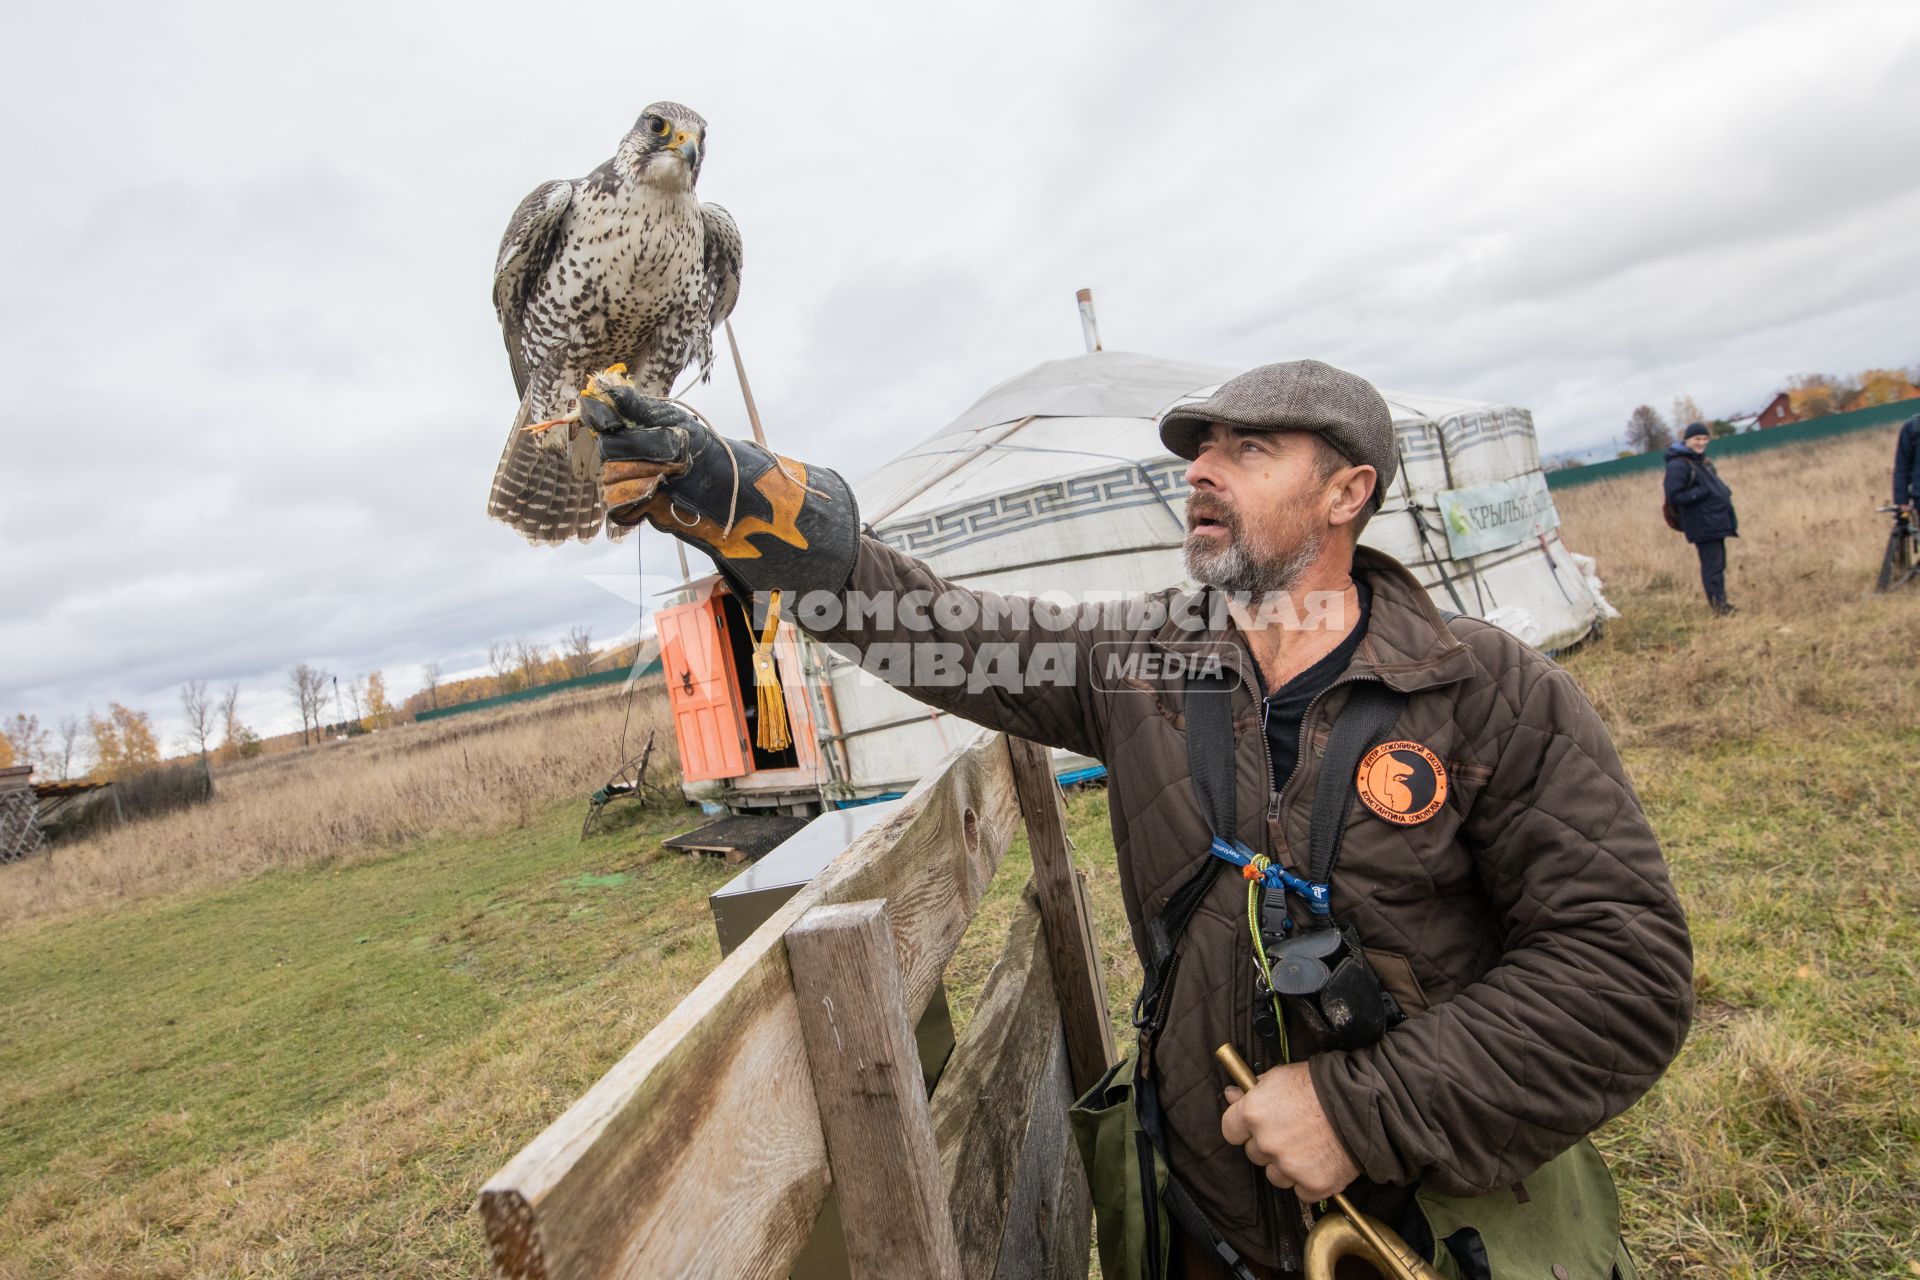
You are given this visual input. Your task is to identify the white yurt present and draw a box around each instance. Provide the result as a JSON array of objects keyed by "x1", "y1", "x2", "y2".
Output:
[{"x1": 666, "y1": 347, "x2": 1614, "y2": 813}]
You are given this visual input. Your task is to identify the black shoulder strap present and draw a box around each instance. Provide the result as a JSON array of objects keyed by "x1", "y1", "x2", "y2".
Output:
[
  {"x1": 1134, "y1": 670, "x2": 1393, "y2": 1280},
  {"x1": 1130, "y1": 668, "x2": 1235, "y2": 1028},
  {"x1": 1307, "y1": 681, "x2": 1408, "y2": 888},
  {"x1": 1185, "y1": 665, "x2": 1236, "y2": 836},
  {"x1": 1164, "y1": 1178, "x2": 1259, "y2": 1279}
]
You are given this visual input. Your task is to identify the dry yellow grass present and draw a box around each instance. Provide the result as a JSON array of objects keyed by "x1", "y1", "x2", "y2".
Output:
[
  {"x1": 0, "y1": 680, "x2": 675, "y2": 928},
  {"x1": 1553, "y1": 424, "x2": 1920, "y2": 1276},
  {"x1": 3, "y1": 425, "x2": 1914, "y2": 1278},
  {"x1": 1556, "y1": 427, "x2": 1919, "y2": 753}
]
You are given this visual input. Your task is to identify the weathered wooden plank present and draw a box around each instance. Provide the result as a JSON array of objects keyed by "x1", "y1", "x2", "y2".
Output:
[
  {"x1": 931, "y1": 895, "x2": 1087, "y2": 1279},
  {"x1": 787, "y1": 901, "x2": 964, "y2": 1280},
  {"x1": 989, "y1": 1017, "x2": 1078, "y2": 1280},
  {"x1": 1044, "y1": 1142, "x2": 1093, "y2": 1280},
  {"x1": 1008, "y1": 738, "x2": 1116, "y2": 1096},
  {"x1": 479, "y1": 730, "x2": 1021, "y2": 1280},
  {"x1": 933, "y1": 901, "x2": 1057, "y2": 1272}
]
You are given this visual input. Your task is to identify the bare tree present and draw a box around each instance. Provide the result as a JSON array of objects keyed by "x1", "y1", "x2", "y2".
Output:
[
  {"x1": 421, "y1": 661, "x2": 443, "y2": 710},
  {"x1": 216, "y1": 685, "x2": 259, "y2": 762},
  {"x1": 219, "y1": 685, "x2": 241, "y2": 749},
  {"x1": 2, "y1": 714, "x2": 50, "y2": 772},
  {"x1": 288, "y1": 665, "x2": 312, "y2": 745},
  {"x1": 287, "y1": 664, "x2": 330, "y2": 746},
  {"x1": 564, "y1": 625, "x2": 595, "y2": 679},
  {"x1": 514, "y1": 637, "x2": 546, "y2": 692},
  {"x1": 1671, "y1": 395, "x2": 1705, "y2": 433},
  {"x1": 488, "y1": 642, "x2": 516, "y2": 694},
  {"x1": 1625, "y1": 405, "x2": 1673, "y2": 454},
  {"x1": 180, "y1": 680, "x2": 217, "y2": 769},
  {"x1": 345, "y1": 676, "x2": 364, "y2": 728},
  {"x1": 55, "y1": 715, "x2": 84, "y2": 781},
  {"x1": 289, "y1": 665, "x2": 312, "y2": 745}
]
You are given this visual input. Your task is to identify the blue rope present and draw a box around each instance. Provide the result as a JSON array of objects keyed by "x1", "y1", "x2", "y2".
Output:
[{"x1": 1208, "y1": 837, "x2": 1331, "y2": 916}]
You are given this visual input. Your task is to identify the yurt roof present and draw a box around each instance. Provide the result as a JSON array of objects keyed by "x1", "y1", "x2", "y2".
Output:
[
  {"x1": 858, "y1": 350, "x2": 1531, "y2": 527},
  {"x1": 928, "y1": 350, "x2": 1239, "y2": 437},
  {"x1": 844, "y1": 347, "x2": 1601, "y2": 657}
]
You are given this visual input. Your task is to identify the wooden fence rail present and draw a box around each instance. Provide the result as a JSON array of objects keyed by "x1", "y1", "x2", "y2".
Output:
[{"x1": 478, "y1": 732, "x2": 1114, "y2": 1279}]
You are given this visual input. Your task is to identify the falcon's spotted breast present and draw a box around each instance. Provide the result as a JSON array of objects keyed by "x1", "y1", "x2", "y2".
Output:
[{"x1": 487, "y1": 101, "x2": 744, "y2": 545}]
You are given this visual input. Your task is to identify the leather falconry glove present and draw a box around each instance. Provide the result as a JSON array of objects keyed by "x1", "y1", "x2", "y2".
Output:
[{"x1": 576, "y1": 373, "x2": 862, "y2": 597}]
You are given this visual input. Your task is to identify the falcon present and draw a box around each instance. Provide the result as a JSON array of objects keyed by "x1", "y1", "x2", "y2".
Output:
[{"x1": 487, "y1": 101, "x2": 743, "y2": 544}]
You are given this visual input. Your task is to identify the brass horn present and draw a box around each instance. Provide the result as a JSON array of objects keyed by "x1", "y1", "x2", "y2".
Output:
[{"x1": 1215, "y1": 1045, "x2": 1446, "y2": 1280}]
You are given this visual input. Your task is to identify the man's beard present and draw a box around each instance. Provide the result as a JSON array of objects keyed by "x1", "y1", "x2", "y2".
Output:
[{"x1": 1183, "y1": 495, "x2": 1323, "y2": 597}]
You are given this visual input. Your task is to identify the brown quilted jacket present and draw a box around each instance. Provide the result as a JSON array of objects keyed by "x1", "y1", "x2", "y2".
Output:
[{"x1": 807, "y1": 536, "x2": 1693, "y2": 1272}]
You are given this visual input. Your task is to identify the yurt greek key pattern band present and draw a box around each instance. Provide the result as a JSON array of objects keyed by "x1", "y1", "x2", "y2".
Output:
[
  {"x1": 870, "y1": 411, "x2": 1536, "y2": 559},
  {"x1": 1394, "y1": 408, "x2": 1536, "y2": 466},
  {"x1": 875, "y1": 457, "x2": 1190, "y2": 556}
]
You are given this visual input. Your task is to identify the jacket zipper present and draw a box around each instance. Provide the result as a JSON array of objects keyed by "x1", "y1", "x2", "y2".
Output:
[{"x1": 1244, "y1": 643, "x2": 1380, "y2": 1266}]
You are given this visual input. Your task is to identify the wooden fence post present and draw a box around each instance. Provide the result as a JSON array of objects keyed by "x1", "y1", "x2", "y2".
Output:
[
  {"x1": 1007, "y1": 739, "x2": 1116, "y2": 1096},
  {"x1": 786, "y1": 900, "x2": 964, "y2": 1280}
]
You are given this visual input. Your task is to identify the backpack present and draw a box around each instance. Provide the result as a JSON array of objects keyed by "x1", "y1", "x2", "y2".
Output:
[{"x1": 1662, "y1": 454, "x2": 1698, "y2": 532}]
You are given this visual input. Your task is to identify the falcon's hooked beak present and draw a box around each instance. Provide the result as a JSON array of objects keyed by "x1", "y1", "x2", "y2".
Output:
[{"x1": 671, "y1": 129, "x2": 701, "y2": 168}]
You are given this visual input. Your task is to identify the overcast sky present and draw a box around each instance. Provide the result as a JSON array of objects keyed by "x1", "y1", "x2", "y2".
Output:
[{"x1": 3, "y1": 0, "x2": 1917, "y2": 749}]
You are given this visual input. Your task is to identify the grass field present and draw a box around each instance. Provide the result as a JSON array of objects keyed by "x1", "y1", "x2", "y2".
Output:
[{"x1": 2, "y1": 425, "x2": 1916, "y2": 1277}]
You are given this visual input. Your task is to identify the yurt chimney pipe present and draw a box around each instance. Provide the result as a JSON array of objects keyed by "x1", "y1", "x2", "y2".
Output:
[{"x1": 1076, "y1": 288, "x2": 1103, "y2": 353}]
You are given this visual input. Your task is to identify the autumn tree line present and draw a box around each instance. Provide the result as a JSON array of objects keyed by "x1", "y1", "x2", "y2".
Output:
[
  {"x1": 0, "y1": 626, "x2": 619, "y2": 786},
  {"x1": 1616, "y1": 364, "x2": 1920, "y2": 456},
  {"x1": 1, "y1": 686, "x2": 258, "y2": 784}
]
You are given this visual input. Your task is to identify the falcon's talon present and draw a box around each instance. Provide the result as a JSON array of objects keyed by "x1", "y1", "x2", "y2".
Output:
[{"x1": 523, "y1": 412, "x2": 577, "y2": 436}]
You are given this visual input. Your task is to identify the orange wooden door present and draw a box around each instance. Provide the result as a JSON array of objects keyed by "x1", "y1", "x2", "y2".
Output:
[{"x1": 655, "y1": 594, "x2": 750, "y2": 783}]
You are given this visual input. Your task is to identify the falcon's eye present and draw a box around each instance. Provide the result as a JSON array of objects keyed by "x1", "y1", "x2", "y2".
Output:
[{"x1": 648, "y1": 117, "x2": 669, "y2": 137}]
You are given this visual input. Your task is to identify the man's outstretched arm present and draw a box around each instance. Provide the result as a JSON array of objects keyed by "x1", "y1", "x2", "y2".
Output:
[{"x1": 586, "y1": 381, "x2": 1113, "y2": 759}]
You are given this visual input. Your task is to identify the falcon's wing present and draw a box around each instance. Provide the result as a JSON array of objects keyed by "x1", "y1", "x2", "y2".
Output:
[
  {"x1": 493, "y1": 180, "x2": 574, "y2": 398},
  {"x1": 701, "y1": 201, "x2": 743, "y2": 330}
]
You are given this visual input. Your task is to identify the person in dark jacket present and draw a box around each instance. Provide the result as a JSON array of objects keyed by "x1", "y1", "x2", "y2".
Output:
[
  {"x1": 1895, "y1": 413, "x2": 1920, "y2": 515},
  {"x1": 1665, "y1": 422, "x2": 1739, "y2": 615},
  {"x1": 581, "y1": 361, "x2": 1692, "y2": 1278}
]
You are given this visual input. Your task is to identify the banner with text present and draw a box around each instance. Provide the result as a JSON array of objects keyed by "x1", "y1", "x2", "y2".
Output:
[{"x1": 1438, "y1": 472, "x2": 1559, "y2": 559}]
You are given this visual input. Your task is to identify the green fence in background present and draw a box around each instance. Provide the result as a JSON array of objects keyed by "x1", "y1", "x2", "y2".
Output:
[
  {"x1": 1546, "y1": 399, "x2": 1918, "y2": 490},
  {"x1": 414, "y1": 659, "x2": 661, "y2": 723}
]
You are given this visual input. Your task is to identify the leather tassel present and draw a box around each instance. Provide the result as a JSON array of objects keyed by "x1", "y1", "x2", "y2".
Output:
[{"x1": 751, "y1": 590, "x2": 791, "y2": 752}]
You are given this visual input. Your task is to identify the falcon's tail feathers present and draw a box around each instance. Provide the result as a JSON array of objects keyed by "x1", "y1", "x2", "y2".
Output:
[{"x1": 488, "y1": 400, "x2": 607, "y2": 546}]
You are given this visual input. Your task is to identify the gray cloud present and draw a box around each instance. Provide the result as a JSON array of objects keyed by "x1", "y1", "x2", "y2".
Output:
[{"x1": 3, "y1": 0, "x2": 1917, "y2": 746}]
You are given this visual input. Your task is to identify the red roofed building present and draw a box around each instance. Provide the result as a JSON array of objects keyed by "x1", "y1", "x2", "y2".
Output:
[{"x1": 1756, "y1": 392, "x2": 1797, "y2": 429}]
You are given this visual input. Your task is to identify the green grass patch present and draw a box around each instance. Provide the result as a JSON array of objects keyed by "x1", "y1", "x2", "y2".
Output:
[
  {"x1": 1561, "y1": 642, "x2": 1920, "y2": 1277},
  {"x1": 0, "y1": 797, "x2": 736, "y2": 1270},
  {"x1": 3, "y1": 626, "x2": 1916, "y2": 1276}
]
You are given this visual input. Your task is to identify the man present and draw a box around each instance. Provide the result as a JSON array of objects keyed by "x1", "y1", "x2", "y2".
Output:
[
  {"x1": 583, "y1": 361, "x2": 1693, "y2": 1278},
  {"x1": 1664, "y1": 422, "x2": 1739, "y2": 616},
  {"x1": 1895, "y1": 412, "x2": 1919, "y2": 517}
]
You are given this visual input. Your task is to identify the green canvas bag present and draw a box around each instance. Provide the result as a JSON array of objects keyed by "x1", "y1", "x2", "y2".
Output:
[
  {"x1": 1069, "y1": 1047, "x2": 1171, "y2": 1280},
  {"x1": 1413, "y1": 1138, "x2": 1641, "y2": 1280}
]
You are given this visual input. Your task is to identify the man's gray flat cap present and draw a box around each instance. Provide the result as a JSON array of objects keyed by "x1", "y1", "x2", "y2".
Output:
[{"x1": 1158, "y1": 359, "x2": 1398, "y2": 500}]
